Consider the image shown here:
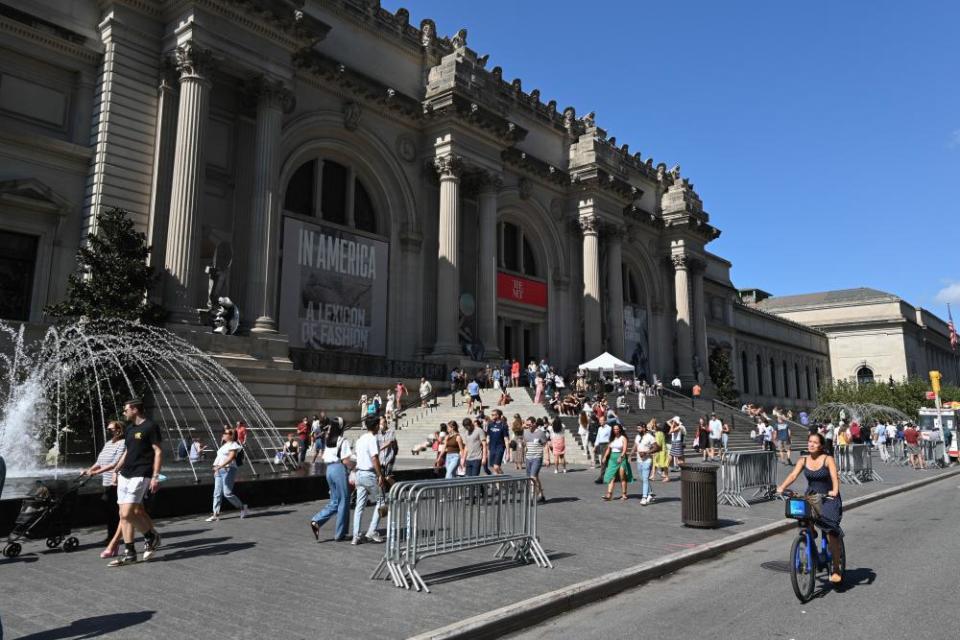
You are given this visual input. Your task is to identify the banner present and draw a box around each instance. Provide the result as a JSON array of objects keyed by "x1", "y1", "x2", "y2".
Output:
[
  {"x1": 624, "y1": 304, "x2": 650, "y2": 378},
  {"x1": 497, "y1": 272, "x2": 547, "y2": 308},
  {"x1": 279, "y1": 218, "x2": 389, "y2": 355}
]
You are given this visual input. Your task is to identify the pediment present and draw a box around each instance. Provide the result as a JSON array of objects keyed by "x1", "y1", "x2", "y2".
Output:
[{"x1": 0, "y1": 178, "x2": 72, "y2": 215}]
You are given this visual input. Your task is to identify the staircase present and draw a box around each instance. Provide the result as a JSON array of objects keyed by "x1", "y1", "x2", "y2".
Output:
[{"x1": 392, "y1": 386, "x2": 550, "y2": 465}]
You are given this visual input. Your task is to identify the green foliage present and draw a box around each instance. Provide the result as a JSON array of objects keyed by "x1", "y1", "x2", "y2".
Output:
[
  {"x1": 46, "y1": 207, "x2": 164, "y2": 324},
  {"x1": 709, "y1": 348, "x2": 739, "y2": 405},
  {"x1": 818, "y1": 377, "x2": 960, "y2": 418}
]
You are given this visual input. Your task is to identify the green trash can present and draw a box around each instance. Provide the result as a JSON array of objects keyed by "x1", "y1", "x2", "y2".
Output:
[{"x1": 681, "y1": 463, "x2": 719, "y2": 528}]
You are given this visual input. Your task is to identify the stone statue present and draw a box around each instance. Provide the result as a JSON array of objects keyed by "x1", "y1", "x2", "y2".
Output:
[
  {"x1": 420, "y1": 19, "x2": 436, "y2": 48},
  {"x1": 451, "y1": 28, "x2": 468, "y2": 49},
  {"x1": 212, "y1": 296, "x2": 240, "y2": 335},
  {"x1": 343, "y1": 101, "x2": 361, "y2": 131},
  {"x1": 204, "y1": 241, "x2": 233, "y2": 309}
]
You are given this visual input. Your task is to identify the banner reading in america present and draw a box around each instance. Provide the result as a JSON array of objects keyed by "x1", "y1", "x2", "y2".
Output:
[{"x1": 279, "y1": 217, "x2": 389, "y2": 355}]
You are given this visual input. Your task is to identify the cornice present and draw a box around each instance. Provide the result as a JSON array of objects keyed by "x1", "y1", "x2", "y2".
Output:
[
  {"x1": 423, "y1": 91, "x2": 527, "y2": 145},
  {"x1": 168, "y1": 0, "x2": 330, "y2": 51},
  {"x1": 0, "y1": 13, "x2": 100, "y2": 64},
  {"x1": 500, "y1": 148, "x2": 569, "y2": 187}
]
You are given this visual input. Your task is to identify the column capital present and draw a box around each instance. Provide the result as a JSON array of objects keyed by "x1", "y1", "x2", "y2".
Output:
[
  {"x1": 433, "y1": 154, "x2": 465, "y2": 179},
  {"x1": 603, "y1": 222, "x2": 627, "y2": 241},
  {"x1": 246, "y1": 75, "x2": 296, "y2": 113},
  {"x1": 174, "y1": 42, "x2": 214, "y2": 82},
  {"x1": 477, "y1": 170, "x2": 504, "y2": 194},
  {"x1": 670, "y1": 254, "x2": 689, "y2": 271},
  {"x1": 578, "y1": 214, "x2": 601, "y2": 236}
]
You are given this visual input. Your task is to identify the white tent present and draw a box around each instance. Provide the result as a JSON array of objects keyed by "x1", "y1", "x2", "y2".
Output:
[{"x1": 578, "y1": 352, "x2": 635, "y2": 373}]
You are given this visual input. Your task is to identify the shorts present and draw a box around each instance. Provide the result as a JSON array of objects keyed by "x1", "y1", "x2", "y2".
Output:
[
  {"x1": 525, "y1": 457, "x2": 543, "y2": 477},
  {"x1": 906, "y1": 444, "x2": 920, "y2": 454},
  {"x1": 470, "y1": 394, "x2": 481, "y2": 403},
  {"x1": 489, "y1": 447, "x2": 505, "y2": 466},
  {"x1": 117, "y1": 474, "x2": 150, "y2": 505},
  {"x1": 710, "y1": 438, "x2": 723, "y2": 448}
]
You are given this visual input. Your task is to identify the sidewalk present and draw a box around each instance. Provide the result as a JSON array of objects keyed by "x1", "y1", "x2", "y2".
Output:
[{"x1": 0, "y1": 459, "x2": 953, "y2": 640}]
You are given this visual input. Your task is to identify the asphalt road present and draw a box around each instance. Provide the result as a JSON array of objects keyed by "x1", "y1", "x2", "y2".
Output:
[{"x1": 510, "y1": 477, "x2": 960, "y2": 640}]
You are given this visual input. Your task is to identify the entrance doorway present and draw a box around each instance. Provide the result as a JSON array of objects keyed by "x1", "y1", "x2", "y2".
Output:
[{"x1": 499, "y1": 318, "x2": 544, "y2": 366}]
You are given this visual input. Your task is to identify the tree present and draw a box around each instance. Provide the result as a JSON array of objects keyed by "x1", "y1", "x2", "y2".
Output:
[
  {"x1": 709, "y1": 348, "x2": 739, "y2": 405},
  {"x1": 46, "y1": 207, "x2": 164, "y2": 324},
  {"x1": 818, "y1": 377, "x2": 960, "y2": 418}
]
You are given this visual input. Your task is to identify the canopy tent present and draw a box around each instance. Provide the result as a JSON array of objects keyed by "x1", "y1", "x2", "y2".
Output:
[{"x1": 577, "y1": 352, "x2": 635, "y2": 373}]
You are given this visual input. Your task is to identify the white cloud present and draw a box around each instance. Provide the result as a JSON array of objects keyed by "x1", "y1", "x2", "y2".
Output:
[
  {"x1": 934, "y1": 282, "x2": 960, "y2": 304},
  {"x1": 950, "y1": 129, "x2": 960, "y2": 149}
]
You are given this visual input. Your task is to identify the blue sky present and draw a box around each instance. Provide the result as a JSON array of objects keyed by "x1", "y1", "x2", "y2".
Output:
[{"x1": 384, "y1": 1, "x2": 960, "y2": 317}]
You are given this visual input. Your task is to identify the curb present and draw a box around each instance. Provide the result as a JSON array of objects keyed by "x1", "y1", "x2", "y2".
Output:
[{"x1": 408, "y1": 466, "x2": 960, "y2": 640}]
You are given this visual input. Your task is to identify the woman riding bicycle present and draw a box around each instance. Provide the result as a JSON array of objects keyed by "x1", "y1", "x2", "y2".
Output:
[{"x1": 776, "y1": 432, "x2": 844, "y2": 584}]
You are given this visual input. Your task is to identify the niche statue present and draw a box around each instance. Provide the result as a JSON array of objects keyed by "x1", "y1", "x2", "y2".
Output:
[{"x1": 212, "y1": 296, "x2": 240, "y2": 335}]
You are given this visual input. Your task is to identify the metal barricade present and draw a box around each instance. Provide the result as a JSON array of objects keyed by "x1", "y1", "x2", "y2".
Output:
[
  {"x1": 835, "y1": 444, "x2": 882, "y2": 484},
  {"x1": 887, "y1": 440, "x2": 909, "y2": 466},
  {"x1": 922, "y1": 440, "x2": 946, "y2": 469},
  {"x1": 371, "y1": 476, "x2": 552, "y2": 593},
  {"x1": 717, "y1": 450, "x2": 778, "y2": 508}
]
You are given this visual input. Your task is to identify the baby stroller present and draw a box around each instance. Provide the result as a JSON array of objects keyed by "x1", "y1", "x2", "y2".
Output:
[{"x1": 3, "y1": 475, "x2": 88, "y2": 558}]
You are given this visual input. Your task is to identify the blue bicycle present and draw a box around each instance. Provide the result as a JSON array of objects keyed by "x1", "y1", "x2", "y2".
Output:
[{"x1": 782, "y1": 491, "x2": 846, "y2": 602}]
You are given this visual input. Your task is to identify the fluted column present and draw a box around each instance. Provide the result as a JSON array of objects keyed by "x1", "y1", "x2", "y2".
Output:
[
  {"x1": 691, "y1": 262, "x2": 709, "y2": 384},
  {"x1": 672, "y1": 254, "x2": 695, "y2": 384},
  {"x1": 580, "y1": 215, "x2": 602, "y2": 358},
  {"x1": 147, "y1": 64, "x2": 178, "y2": 287},
  {"x1": 163, "y1": 43, "x2": 212, "y2": 324},
  {"x1": 432, "y1": 155, "x2": 463, "y2": 356},
  {"x1": 477, "y1": 173, "x2": 501, "y2": 359},
  {"x1": 606, "y1": 229, "x2": 625, "y2": 358},
  {"x1": 247, "y1": 77, "x2": 290, "y2": 333}
]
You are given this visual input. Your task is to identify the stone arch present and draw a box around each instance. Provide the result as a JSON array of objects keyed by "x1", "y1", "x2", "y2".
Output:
[
  {"x1": 495, "y1": 189, "x2": 566, "y2": 279},
  {"x1": 621, "y1": 242, "x2": 663, "y2": 311}
]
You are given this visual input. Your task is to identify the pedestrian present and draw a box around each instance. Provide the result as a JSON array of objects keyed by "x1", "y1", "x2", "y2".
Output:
[
  {"x1": 207, "y1": 427, "x2": 249, "y2": 522},
  {"x1": 523, "y1": 417, "x2": 548, "y2": 503},
  {"x1": 652, "y1": 419, "x2": 670, "y2": 482},
  {"x1": 637, "y1": 383, "x2": 647, "y2": 410},
  {"x1": 358, "y1": 394, "x2": 369, "y2": 419},
  {"x1": 695, "y1": 417, "x2": 709, "y2": 456},
  {"x1": 776, "y1": 416, "x2": 791, "y2": 465},
  {"x1": 550, "y1": 418, "x2": 567, "y2": 473},
  {"x1": 310, "y1": 422, "x2": 352, "y2": 542},
  {"x1": 395, "y1": 380, "x2": 408, "y2": 411},
  {"x1": 692, "y1": 383, "x2": 702, "y2": 398},
  {"x1": 486, "y1": 409, "x2": 509, "y2": 474},
  {"x1": 377, "y1": 416, "x2": 397, "y2": 478},
  {"x1": 542, "y1": 418, "x2": 554, "y2": 467},
  {"x1": 437, "y1": 421, "x2": 465, "y2": 478},
  {"x1": 578, "y1": 412, "x2": 591, "y2": 461},
  {"x1": 467, "y1": 377, "x2": 481, "y2": 414},
  {"x1": 511, "y1": 359, "x2": 521, "y2": 387},
  {"x1": 721, "y1": 419, "x2": 730, "y2": 452},
  {"x1": 296, "y1": 416, "x2": 310, "y2": 465},
  {"x1": 708, "y1": 413, "x2": 723, "y2": 461},
  {"x1": 761, "y1": 419, "x2": 775, "y2": 452},
  {"x1": 904, "y1": 423, "x2": 922, "y2": 469},
  {"x1": 602, "y1": 423, "x2": 633, "y2": 500},
  {"x1": 104, "y1": 399, "x2": 163, "y2": 567},
  {"x1": 461, "y1": 418, "x2": 487, "y2": 476},
  {"x1": 419, "y1": 377, "x2": 432, "y2": 408},
  {"x1": 593, "y1": 418, "x2": 613, "y2": 482},
  {"x1": 384, "y1": 390, "x2": 396, "y2": 422},
  {"x1": 351, "y1": 420, "x2": 387, "y2": 545},
  {"x1": 633, "y1": 422, "x2": 659, "y2": 505},
  {"x1": 82, "y1": 420, "x2": 126, "y2": 559},
  {"x1": 668, "y1": 417, "x2": 686, "y2": 469},
  {"x1": 534, "y1": 373, "x2": 545, "y2": 404},
  {"x1": 235, "y1": 420, "x2": 248, "y2": 445},
  {"x1": 511, "y1": 414, "x2": 524, "y2": 470}
]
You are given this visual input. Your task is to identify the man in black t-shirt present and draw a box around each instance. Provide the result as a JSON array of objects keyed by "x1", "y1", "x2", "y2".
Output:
[{"x1": 104, "y1": 399, "x2": 163, "y2": 566}]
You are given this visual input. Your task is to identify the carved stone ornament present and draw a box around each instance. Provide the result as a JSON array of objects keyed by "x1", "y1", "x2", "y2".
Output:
[
  {"x1": 251, "y1": 76, "x2": 295, "y2": 113},
  {"x1": 451, "y1": 28, "x2": 468, "y2": 49},
  {"x1": 518, "y1": 177, "x2": 532, "y2": 200},
  {"x1": 479, "y1": 171, "x2": 503, "y2": 193},
  {"x1": 433, "y1": 155, "x2": 464, "y2": 178},
  {"x1": 578, "y1": 215, "x2": 601, "y2": 236},
  {"x1": 343, "y1": 101, "x2": 361, "y2": 131},
  {"x1": 420, "y1": 19, "x2": 436, "y2": 47},
  {"x1": 396, "y1": 134, "x2": 417, "y2": 163},
  {"x1": 562, "y1": 106, "x2": 576, "y2": 131},
  {"x1": 174, "y1": 43, "x2": 214, "y2": 80},
  {"x1": 671, "y1": 254, "x2": 688, "y2": 270}
]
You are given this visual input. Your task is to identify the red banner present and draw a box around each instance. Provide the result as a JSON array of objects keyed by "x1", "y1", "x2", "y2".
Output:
[{"x1": 497, "y1": 272, "x2": 547, "y2": 308}]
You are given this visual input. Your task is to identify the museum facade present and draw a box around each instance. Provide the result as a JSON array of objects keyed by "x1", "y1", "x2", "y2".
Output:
[{"x1": 0, "y1": 0, "x2": 834, "y2": 416}]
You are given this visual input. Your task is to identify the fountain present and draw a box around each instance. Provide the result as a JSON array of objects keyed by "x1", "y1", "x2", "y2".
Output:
[
  {"x1": 0, "y1": 319, "x2": 289, "y2": 496},
  {"x1": 809, "y1": 402, "x2": 912, "y2": 425}
]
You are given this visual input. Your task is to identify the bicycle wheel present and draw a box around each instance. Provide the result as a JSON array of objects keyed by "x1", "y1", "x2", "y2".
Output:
[{"x1": 790, "y1": 533, "x2": 816, "y2": 602}]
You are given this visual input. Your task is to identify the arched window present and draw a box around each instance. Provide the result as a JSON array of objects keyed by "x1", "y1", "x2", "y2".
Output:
[
  {"x1": 794, "y1": 363, "x2": 800, "y2": 399},
  {"x1": 856, "y1": 366, "x2": 875, "y2": 385},
  {"x1": 283, "y1": 158, "x2": 378, "y2": 234},
  {"x1": 741, "y1": 351, "x2": 750, "y2": 394},
  {"x1": 782, "y1": 361, "x2": 789, "y2": 398},
  {"x1": 498, "y1": 221, "x2": 538, "y2": 277},
  {"x1": 770, "y1": 358, "x2": 778, "y2": 396},
  {"x1": 806, "y1": 366, "x2": 813, "y2": 400},
  {"x1": 756, "y1": 355, "x2": 764, "y2": 395}
]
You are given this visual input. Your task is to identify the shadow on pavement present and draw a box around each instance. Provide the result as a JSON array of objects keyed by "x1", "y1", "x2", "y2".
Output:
[
  {"x1": 835, "y1": 567, "x2": 877, "y2": 593},
  {"x1": 241, "y1": 509, "x2": 295, "y2": 519},
  {"x1": 421, "y1": 557, "x2": 551, "y2": 586},
  {"x1": 15, "y1": 611, "x2": 156, "y2": 640},
  {"x1": 161, "y1": 536, "x2": 232, "y2": 550},
  {"x1": 157, "y1": 541, "x2": 256, "y2": 561},
  {"x1": 544, "y1": 496, "x2": 580, "y2": 504},
  {"x1": 0, "y1": 553, "x2": 38, "y2": 565}
]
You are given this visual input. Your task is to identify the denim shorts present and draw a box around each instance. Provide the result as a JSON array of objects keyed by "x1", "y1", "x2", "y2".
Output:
[{"x1": 525, "y1": 457, "x2": 543, "y2": 477}]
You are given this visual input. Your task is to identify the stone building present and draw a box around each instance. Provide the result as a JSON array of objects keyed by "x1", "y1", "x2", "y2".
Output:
[
  {"x1": 755, "y1": 288, "x2": 960, "y2": 386},
  {"x1": 0, "y1": 0, "x2": 831, "y2": 417}
]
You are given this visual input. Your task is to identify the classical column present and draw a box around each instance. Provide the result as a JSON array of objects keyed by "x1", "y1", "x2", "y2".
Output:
[
  {"x1": 163, "y1": 43, "x2": 213, "y2": 324},
  {"x1": 432, "y1": 155, "x2": 463, "y2": 356},
  {"x1": 147, "y1": 63, "x2": 178, "y2": 285},
  {"x1": 247, "y1": 77, "x2": 290, "y2": 333},
  {"x1": 580, "y1": 215, "x2": 602, "y2": 358},
  {"x1": 672, "y1": 254, "x2": 695, "y2": 384},
  {"x1": 605, "y1": 228, "x2": 625, "y2": 358},
  {"x1": 691, "y1": 261, "x2": 709, "y2": 385},
  {"x1": 477, "y1": 173, "x2": 502, "y2": 359}
]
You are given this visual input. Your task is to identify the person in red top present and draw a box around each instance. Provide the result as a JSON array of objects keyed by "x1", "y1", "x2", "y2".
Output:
[
  {"x1": 234, "y1": 421, "x2": 248, "y2": 445},
  {"x1": 296, "y1": 417, "x2": 309, "y2": 465},
  {"x1": 903, "y1": 424, "x2": 922, "y2": 469},
  {"x1": 691, "y1": 384, "x2": 702, "y2": 398},
  {"x1": 511, "y1": 360, "x2": 521, "y2": 387},
  {"x1": 849, "y1": 421, "x2": 861, "y2": 444}
]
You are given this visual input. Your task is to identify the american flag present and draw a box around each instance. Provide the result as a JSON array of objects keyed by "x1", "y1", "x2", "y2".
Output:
[{"x1": 949, "y1": 303, "x2": 958, "y2": 352}]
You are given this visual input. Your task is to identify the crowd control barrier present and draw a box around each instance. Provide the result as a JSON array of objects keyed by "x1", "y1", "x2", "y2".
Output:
[
  {"x1": 922, "y1": 440, "x2": 946, "y2": 469},
  {"x1": 371, "y1": 476, "x2": 552, "y2": 593},
  {"x1": 716, "y1": 450, "x2": 778, "y2": 508},
  {"x1": 835, "y1": 444, "x2": 883, "y2": 484}
]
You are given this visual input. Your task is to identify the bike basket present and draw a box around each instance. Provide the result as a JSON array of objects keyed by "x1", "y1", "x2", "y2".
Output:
[{"x1": 785, "y1": 497, "x2": 810, "y2": 519}]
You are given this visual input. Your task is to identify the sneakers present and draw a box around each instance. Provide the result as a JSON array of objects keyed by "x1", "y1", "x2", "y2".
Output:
[
  {"x1": 639, "y1": 497, "x2": 649, "y2": 506},
  {"x1": 142, "y1": 530, "x2": 161, "y2": 561},
  {"x1": 205, "y1": 515, "x2": 219, "y2": 522},
  {"x1": 240, "y1": 505, "x2": 249, "y2": 519},
  {"x1": 108, "y1": 552, "x2": 137, "y2": 567},
  {"x1": 350, "y1": 537, "x2": 363, "y2": 545},
  {"x1": 553, "y1": 469, "x2": 558, "y2": 474},
  {"x1": 99, "y1": 547, "x2": 118, "y2": 559},
  {"x1": 365, "y1": 532, "x2": 384, "y2": 543}
]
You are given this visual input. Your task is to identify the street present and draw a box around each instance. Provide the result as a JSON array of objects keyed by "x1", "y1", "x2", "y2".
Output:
[{"x1": 510, "y1": 477, "x2": 960, "y2": 640}]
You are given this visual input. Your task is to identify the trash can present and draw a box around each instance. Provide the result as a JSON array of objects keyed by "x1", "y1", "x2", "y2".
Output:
[{"x1": 680, "y1": 463, "x2": 719, "y2": 528}]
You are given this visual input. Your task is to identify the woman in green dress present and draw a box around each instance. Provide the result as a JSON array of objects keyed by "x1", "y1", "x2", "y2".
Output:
[
  {"x1": 602, "y1": 423, "x2": 633, "y2": 500},
  {"x1": 652, "y1": 419, "x2": 670, "y2": 482}
]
